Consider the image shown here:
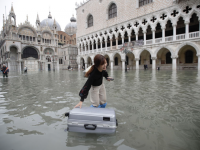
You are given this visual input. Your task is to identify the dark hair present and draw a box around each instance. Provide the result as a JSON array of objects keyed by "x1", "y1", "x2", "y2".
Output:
[{"x1": 85, "y1": 54, "x2": 106, "y2": 77}]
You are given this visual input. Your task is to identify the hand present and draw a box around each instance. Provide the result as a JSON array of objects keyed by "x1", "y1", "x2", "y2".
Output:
[
  {"x1": 107, "y1": 77, "x2": 113, "y2": 81},
  {"x1": 74, "y1": 101, "x2": 83, "y2": 108}
]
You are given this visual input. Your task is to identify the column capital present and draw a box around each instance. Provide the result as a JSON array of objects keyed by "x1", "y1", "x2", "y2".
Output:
[
  {"x1": 151, "y1": 57, "x2": 157, "y2": 60},
  {"x1": 135, "y1": 58, "x2": 140, "y2": 61},
  {"x1": 171, "y1": 56, "x2": 178, "y2": 59},
  {"x1": 172, "y1": 24, "x2": 177, "y2": 27},
  {"x1": 184, "y1": 21, "x2": 190, "y2": 25},
  {"x1": 143, "y1": 31, "x2": 146, "y2": 34},
  {"x1": 110, "y1": 60, "x2": 114, "y2": 62},
  {"x1": 121, "y1": 59, "x2": 125, "y2": 62},
  {"x1": 196, "y1": 54, "x2": 200, "y2": 57}
]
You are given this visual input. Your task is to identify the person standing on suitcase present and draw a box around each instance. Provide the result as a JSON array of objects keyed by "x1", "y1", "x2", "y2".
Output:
[{"x1": 74, "y1": 54, "x2": 112, "y2": 108}]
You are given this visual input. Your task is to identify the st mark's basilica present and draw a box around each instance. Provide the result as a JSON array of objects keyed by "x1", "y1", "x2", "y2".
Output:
[{"x1": 0, "y1": 4, "x2": 78, "y2": 72}]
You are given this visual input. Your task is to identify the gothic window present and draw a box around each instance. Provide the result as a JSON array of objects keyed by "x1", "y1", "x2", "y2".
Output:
[
  {"x1": 108, "y1": 3, "x2": 117, "y2": 19},
  {"x1": 139, "y1": 0, "x2": 153, "y2": 7},
  {"x1": 88, "y1": 15, "x2": 93, "y2": 27},
  {"x1": 166, "y1": 52, "x2": 172, "y2": 64},
  {"x1": 185, "y1": 50, "x2": 193, "y2": 63},
  {"x1": 115, "y1": 57, "x2": 118, "y2": 66}
]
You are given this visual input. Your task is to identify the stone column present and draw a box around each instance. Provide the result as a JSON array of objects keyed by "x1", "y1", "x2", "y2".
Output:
[
  {"x1": 128, "y1": 35, "x2": 131, "y2": 42},
  {"x1": 198, "y1": 55, "x2": 200, "y2": 70},
  {"x1": 110, "y1": 39, "x2": 112, "y2": 50},
  {"x1": 81, "y1": 46, "x2": 83, "y2": 55},
  {"x1": 122, "y1": 36, "x2": 124, "y2": 44},
  {"x1": 185, "y1": 22, "x2": 189, "y2": 39},
  {"x1": 110, "y1": 60, "x2": 114, "y2": 70},
  {"x1": 173, "y1": 24, "x2": 176, "y2": 41},
  {"x1": 122, "y1": 59, "x2": 125, "y2": 70},
  {"x1": 105, "y1": 41, "x2": 107, "y2": 51},
  {"x1": 57, "y1": 59, "x2": 59, "y2": 71},
  {"x1": 96, "y1": 42, "x2": 98, "y2": 51},
  {"x1": 88, "y1": 44, "x2": 90, "y2": 51},
  {"x1": 116, "y1": 38, "x2": 118, "y2": 49},
  {"x1": 172, "y1": 57, "x2": 177, "y2": 70},
  {"x1": 152, "y1": 57, "x2": 156, "y2": 70},
  {"x1": 19, "y1": 61, "x2": 21, "y2": 72},
  {"x1": 143, "y1": 31, "x2": 146, "y2": 45},
  {"x1": 78, "y1": 64, "x2": 81, "y2": 70},
  {"x1": 84, "y1": 45, "x2": 86, "y2": 53},
  {"x1": 92, "y1": 43, "x2": 94, "y2": 51},
  {"x1": 100, "y1": 41, "x2": 103, "y2": 52},
  {"x1": 152, "y1": 29, "x2": 155, "y2": 44},
  {"x1": 135, "y1": 58, "x2": 139, "y2": 70},
  {"x1": 162, "y1": 27, "x2": 165, "y2": 42},
  {"x1": 78, "y1": 47, "x2": 80, "y2": 55},
  {"x1": 136, "y1": 33, "x2": 138, "y2": 41},
  {"x1": 85, "y1": 63, "x2": 87, "y2": 69}
]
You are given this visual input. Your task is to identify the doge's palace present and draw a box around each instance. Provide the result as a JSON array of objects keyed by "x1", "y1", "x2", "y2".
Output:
[{"x1": 76, "y1": 0, "x2": 200, "y2": 70}]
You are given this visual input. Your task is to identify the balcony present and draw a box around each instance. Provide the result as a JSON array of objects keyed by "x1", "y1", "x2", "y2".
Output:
[{"x1": 79, "y1": 31, "x2": 200, "y2": 56}]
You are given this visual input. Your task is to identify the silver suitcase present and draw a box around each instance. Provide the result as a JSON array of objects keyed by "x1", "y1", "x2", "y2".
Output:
[{"x1": 65, "y1": 107, "x2": 118, "y2": 134}]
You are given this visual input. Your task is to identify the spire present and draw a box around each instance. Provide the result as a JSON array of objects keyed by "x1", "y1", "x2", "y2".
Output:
[
  {"x1": 26, "y1": 14, "x2": 28, "y2": 22},
  {"x1": 10, "y1": 2, "x2": 14, "y2": 13},
  {"x1": 3, "y1": 14, "x2": 5, "y2": 26},
  {"x1": 36, "y1": 13, "x2": 40, "y2": 21},
  {"x1": 48, "y1": 11, "x2": 52, "y2": 19},
  {"x1": 53, "y1": 18, "x2": 57, "y2": 31}
]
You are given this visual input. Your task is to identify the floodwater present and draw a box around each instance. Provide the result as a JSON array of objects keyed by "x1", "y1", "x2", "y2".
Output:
[{"x1": 0, "y1": 70, "x2": 200, "y2": 150}]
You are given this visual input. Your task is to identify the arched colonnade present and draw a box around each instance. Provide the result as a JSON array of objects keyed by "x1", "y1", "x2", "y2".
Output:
[{"x1": 77, "y1": 42, "x2": 200, "y2": 70}]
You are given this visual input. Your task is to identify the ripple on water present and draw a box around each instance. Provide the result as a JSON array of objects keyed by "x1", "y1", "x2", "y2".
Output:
[{"x1": 0, "y1": 70, "x2": 200, "y2": 150}]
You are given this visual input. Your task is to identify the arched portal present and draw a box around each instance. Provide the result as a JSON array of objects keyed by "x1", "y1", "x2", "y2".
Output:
[
  {"x1": 178, "y1": 45, "x2": 197, "y2": 69},
  {"x1": 156, "y1": 48, "x2": 172, "y2": 69},
  {"x1": 22, "y1": 47, "x2": 39, "y2": 71},
  {"x1": 81, "y1": 57, "x2": 85, "y2": 69},
  {"x1": 104, "y1": 54, "x2": 110, "y2": 69},
  {"x1": 126, "y1": 52, "x2": 135, "y2": 70},
  {"x1": 139, "y1": 50, "x2": 152, "y2": 69},
  {"x1": 113, "y1": 53, "x2": 121, "y2": 69},
  {"x1": 87, "y1": 57, "x2": 92, "y2": 66},
  {"x1": 22, "y1": 47, "x2": 38, "y2": 59}
]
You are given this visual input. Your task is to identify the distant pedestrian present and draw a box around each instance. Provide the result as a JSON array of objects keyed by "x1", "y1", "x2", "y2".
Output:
[
  {"x1": 1, "y1": 64, "x2": 9, "y2": 77},
  {"x1": 24, "y1": 66, "x2": 27, "y2": 73}
]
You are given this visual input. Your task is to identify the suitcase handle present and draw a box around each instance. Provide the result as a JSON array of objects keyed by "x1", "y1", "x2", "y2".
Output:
[{"x1": 84, "y1": 124, "x2": 97, "y2": 130}]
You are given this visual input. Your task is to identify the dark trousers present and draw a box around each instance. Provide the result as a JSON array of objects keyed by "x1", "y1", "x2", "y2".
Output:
[{"x1": 3, "y1": 73, "x2": 8, "y2": 77}]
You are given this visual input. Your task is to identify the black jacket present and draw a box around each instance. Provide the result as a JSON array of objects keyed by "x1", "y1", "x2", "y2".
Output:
[{"x1": 79, "y1": 67, "x2": 108, "y2": 102}]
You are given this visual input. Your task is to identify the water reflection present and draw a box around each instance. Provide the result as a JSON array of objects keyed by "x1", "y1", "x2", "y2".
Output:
[{"x1": 0, "y1": 70, "x2": 200, "y2": 150}]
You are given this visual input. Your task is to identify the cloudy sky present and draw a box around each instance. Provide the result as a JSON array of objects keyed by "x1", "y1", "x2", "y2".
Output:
[{"x1": 0, "y1": 0, "x2": 84, "y2": 31}]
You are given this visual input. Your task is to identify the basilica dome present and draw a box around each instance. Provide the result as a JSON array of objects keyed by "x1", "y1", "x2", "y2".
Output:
[
  {"x1": 40, "y1": 12, "x2": 61, "y2": 31},
  {"x1": 65, "y1": 15, "x2": 77, "y2": 36}
]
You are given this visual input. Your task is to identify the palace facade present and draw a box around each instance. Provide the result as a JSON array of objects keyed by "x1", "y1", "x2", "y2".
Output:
[{"x1": 76, "y1": 0, "x2": 200, "y2": 70}]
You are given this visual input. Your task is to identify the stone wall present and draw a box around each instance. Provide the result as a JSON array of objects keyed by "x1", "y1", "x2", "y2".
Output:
[{"x1": 76, "y1": 0, "x2": 174, "y2": 38}]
